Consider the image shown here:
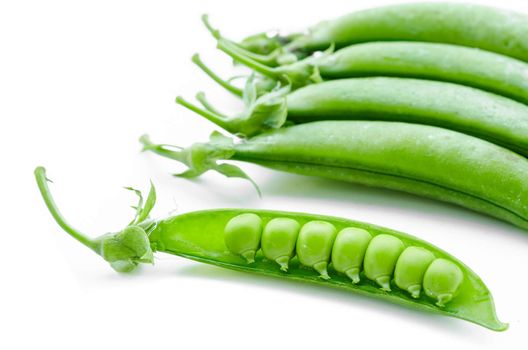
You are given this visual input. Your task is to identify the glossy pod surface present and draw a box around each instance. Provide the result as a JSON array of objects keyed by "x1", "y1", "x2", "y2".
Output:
[
  {"x1": 286, "y1": 3, "x2": 528, "y2": 62},
  {"x1": 312, "y1": 41, "x2": 528, "y2": 105},
  {"x1": 142, "y1": 121, "x2": 528, "y2": 231},
  {"x1": 148, "y1": 209, "x2": 506, "y2": 331},
  {"x1": 285, "y1": 77, "x2": 528, "y2": 156},
  {"x1": 183, "y1": 53, "x2": 528, "y2": 153},
  {"x1": 233, "y1": 122, "x2": 528, "y2": 230}
]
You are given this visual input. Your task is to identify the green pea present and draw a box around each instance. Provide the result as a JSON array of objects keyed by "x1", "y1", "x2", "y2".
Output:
[
  {"x1": 424, "y1": 258, "x2": 464, "y2": 307},
  {"x1": 364, "y1": 234, "x2": 405, "y2": 291},
  {"x1": 394, "y1": 246, "x2": 435, "y2": 298},
  {"x1": 331, "y1": 227, "x2": 372, "y2": 283},
  {"x1": 296, "y1": 220, "x2": 337, "y2": 279},
  {"x1": 224, "y1": 213, "x2": 263, "y2": 263},
  {"x1": 261, "y1": 217, "x2": 301, "y2": 271}
]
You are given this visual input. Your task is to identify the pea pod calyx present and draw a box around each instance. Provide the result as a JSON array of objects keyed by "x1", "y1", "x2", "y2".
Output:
[
  {"x1": 139, "y1": 133, "x2": 261, "y2": 196},
  {"x1": 35, "y1": 167, "x2": 155, "y2": 272}
]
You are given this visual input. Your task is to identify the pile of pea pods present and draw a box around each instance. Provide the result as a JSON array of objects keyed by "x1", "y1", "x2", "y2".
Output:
[{"x1": 38, "y1": 3, "x2": 528, "y2": 331}]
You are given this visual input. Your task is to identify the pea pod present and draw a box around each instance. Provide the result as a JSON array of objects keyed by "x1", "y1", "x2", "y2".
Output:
[
  {"x1": 140, "y1": 120, "x2": 528, "y2": 231},
  {"x1": 213, "y1": 39, "x2": 528, "y2": 105},
  {"x1": 314, "y1": 42, "x2": 528, "y2": 105},
  {"x1": 182, "y1": 70, "x2": 528, "y2": 156},
  {"x1": 239, "y1": 3, "x2": 528, "y2": 63},
  {"x1": 285, "y1": 78, "x2": 528, "y2": 157},
  {"x1": 35, "y1": 166, "x2": 506, "y2": 331}
]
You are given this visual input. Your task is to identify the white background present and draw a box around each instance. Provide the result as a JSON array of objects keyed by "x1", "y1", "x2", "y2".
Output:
[{"x1": 2, "y1": 0, "x2": 528, "y2": 348}]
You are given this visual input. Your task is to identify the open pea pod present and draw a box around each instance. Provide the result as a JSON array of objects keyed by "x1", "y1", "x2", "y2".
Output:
[{"x1": 35, "y1": 166, "x2": 507, "y2": 331}]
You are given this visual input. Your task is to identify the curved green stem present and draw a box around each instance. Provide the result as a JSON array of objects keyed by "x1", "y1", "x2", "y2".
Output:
[
  {"x1": 139, "y1": 135, "x2": 186, "y2": 162},
  {"x1": 234, "y1": 48, "x2": 281, "y2": 67},
  {"x1": 34, "y1": 166, "x2": 98, "y2": 252},
  {"x1": 139, "y1": 135, "x2": 184, "y2": 161},
  {"x1": 192, "y1": 54, "x2": 243, "y2": 97},
  {"x1": 217, "y1": 39, "x2": 282, "y2": 80},
  {"x1": 201, "y1": 14, "x2": 279, "y2": 67},
  {"x1": 176, "y1": 95, "x2": 234, "y2": 133},
  {"x1": 201, "y1": 14, "x2": 221, "y2": 39},
  {"x1": 195, "y1": 92, "x2": 229, "y2": 118}
]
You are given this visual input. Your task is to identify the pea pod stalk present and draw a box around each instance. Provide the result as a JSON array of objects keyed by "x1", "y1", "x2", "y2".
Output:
[
  {"x1": 35, "y1": 166, "x2": 507, "y2": 331},
  {"x1": 140, "y1": 121, "x2": 528, "y2": 231}
]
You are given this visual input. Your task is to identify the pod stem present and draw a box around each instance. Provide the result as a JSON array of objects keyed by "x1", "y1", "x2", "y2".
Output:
[
  {"x1": 201, "y1": 14, "x2": 221, "y2": 40},
  {"x1": 34, "y1": 166, "x2": 98, "y2": 252},
  {"x1": 217, "y1": 38, "x2": 282, "y2": 80},
  {"x1": 201, "y1": 14, "x2": 279, "y2": 67},
  {"x1": 138, "y1": 135, "x2": 186, "y2": 162},
  {"x1": 191, "y1": 54, "x2": 243, "y2": 97},
  {"x1": 233, "y1": 46, "x2": 281, "y2": 67},
  {"x1": 176, "y1": 95, "x2": 235, "y2": 133},
  {"x1": 195, "y1": 92, "x2": 229, "y2": 118}
]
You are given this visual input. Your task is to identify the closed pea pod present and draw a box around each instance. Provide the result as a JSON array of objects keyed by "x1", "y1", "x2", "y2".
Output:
[
  {"x1": 239, "y1": 3, "x2": 528, "y2": 63},
  {"x1": 285, "y1": 78, "x2": 528, "y2": 159},
  {"x1": 142, "y1": 120, "x2": 528, "y2": 231},
  {"x1": 35, "y1": 167, "x2": 507, "y2": 331},
  {"x1": 364, "y1": 234, "x2": 405, "y2": 291},
  {"x1": 314, "y1": 42, "x2": 528, "y2": 105},
  {"x1": 424, "y1": 259, "x2": 464, "y2": 307},
  {"x1": 224, "y1": 213, "x2": 262, "y2": 263},
  {"x1": 331, "y1": 227, "x2": 372, "y2": 283},
  {"x1": 296, "y1": 220, "x2": 337, "y2": 279},
  {"x1": 184, "y1": 72, "x2": 528, "y2": 157},
  {"x1": 212, "y1": 38, "x2": 528, "y2": 106},
  {"x1": 261, "y1": 217, "x2": 300, "y2": 271},
  {"x1": 394, "y1": 247, "x2": 436, "y2": 299}
]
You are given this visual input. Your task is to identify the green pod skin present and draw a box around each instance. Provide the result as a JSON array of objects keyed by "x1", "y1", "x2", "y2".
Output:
[
  {"x1": 314, "y1": 42, "x2": 528, "y2": 105},
  {"x1": 261, "y1": 217, "x2": 300, "y2": 271},
  {"x1": 394, "y1": 247, "x2": 436, "y2": 299},
  {"x1": 285, "y1": 77, "x2": 528, "y2": 157},
  {"x1": 141, "y1": 120, "x2": 528, "y2": 231},
  {"x1": 185, "y1": 54, "x2": 528, "y2": 153},
  {"x1": 363, "y1": 234, "x2": 405, "y2": 291},
  {"x1": 215, "y1": 38, "x2": 528, "y2": 105},
  {"x1": 296, "y1": 221, "x2": 337, "y2": 279},
  {"x1": 241, "y1": 3, "x2": 528, "y2": 63},
  {"x1": 331, "y1": 227, "x2": 372, "y2": 283},
  {"x1": 224, "y1": 213, "x2": 263, "y2": 263},
  {"x1": 424, "y1": 259, "x2": 464, "y2": 307},
  {"x1": 35, "y1": 167, "x2": 506, "y2": 330}
]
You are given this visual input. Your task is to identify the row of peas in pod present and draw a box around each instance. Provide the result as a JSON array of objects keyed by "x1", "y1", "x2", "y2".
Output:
[{"x1": 225, "y1": 213, "x2": 463, "y2": 307}]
